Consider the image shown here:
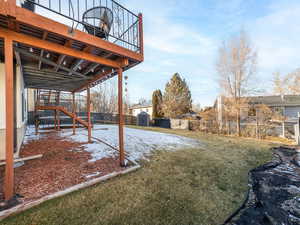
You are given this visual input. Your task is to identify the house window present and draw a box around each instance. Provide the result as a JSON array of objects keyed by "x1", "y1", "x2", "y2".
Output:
[
  {"x1": 248, "y1": 107, "x2": 256, "y2": 116},
  {"x1": 273, "y1": 107, "x2": 283, "y2": 115}
]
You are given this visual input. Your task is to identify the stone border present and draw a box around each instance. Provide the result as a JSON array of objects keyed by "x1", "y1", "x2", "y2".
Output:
[{"x1": 0, "y1": 164, "x2": 141, "y2": 221}]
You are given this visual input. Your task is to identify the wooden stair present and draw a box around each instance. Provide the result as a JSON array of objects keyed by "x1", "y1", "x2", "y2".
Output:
[{"x1": 36, "y1": 105, "x2": 90, "y2": 128}]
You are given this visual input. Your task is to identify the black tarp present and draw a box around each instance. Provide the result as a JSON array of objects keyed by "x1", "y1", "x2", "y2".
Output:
[{"x1": 224, "y1": 147, "x2": 300, "y2": 225}]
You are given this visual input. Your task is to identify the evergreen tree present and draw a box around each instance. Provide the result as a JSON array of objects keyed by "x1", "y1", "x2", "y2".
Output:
[
  {"x1": 152, "y1": 89, "x2": 164, "y2": 118},
  {"x1": 163, "y1": 73, "x2": 192, "y2": 118}
]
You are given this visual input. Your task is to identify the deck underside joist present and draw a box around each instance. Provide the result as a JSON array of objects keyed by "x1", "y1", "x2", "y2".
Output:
[{"x1": 0, "y1": 12, "x2": 142, "y2": 92}]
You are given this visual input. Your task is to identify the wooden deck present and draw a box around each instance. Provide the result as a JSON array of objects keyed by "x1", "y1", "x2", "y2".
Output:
[
  {"x1": 0, "y1": 0, "x2": 143, "y2": 201},
  {"x1": 0, "y1": 1, "x2": 143, "y2": 92}
]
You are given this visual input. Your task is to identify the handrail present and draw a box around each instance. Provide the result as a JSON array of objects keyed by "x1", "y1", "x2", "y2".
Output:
[{"x1": 21, "y1": 0, "x2": 142, "y2": 53}]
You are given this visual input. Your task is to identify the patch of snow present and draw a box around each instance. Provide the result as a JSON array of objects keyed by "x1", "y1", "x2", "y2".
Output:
[
  {"x1": 60, "y1": 125, "x2": 202, "y2": 162},
  {"x1": 24, "y1": 125, "x2": 202, "y2": 163},
  {"x1": 23, "y1": 126, "x2": 47, "y2": 144}
]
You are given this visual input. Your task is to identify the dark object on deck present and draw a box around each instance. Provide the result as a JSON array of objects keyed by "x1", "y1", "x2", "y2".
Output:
[
  {"x1": 0, "y1": 195, "x2": 20, "y2": 212},
  {"x1": 137, "y1": 112, "x2": 150, "y2": 127},
  {"x1": 82, "y1": 7, "x2": 113, "y2": 39},
  {"x1": 153, "y1": 118, "x2": 171, "y2": 129},
  {"x1": 223, "y1": 146, "x2": 300, "y2": 225},
  {"x1": 21, "y1": 0, "x2": 35, "y2": 12}
]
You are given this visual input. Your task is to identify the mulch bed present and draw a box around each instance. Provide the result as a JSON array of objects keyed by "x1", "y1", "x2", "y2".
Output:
[{"x1": 0, "y1": 131, "x2": 125, "y2": 203}]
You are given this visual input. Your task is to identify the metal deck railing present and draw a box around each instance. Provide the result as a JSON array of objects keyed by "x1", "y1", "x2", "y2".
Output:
[{"x1": 18, "y1": 0, "x2": 141, "y2": 53}]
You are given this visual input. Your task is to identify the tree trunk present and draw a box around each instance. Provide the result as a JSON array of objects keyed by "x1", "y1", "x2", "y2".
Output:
[
  {"x1": 256, "y1": 108, "x2": 259, "y2": 139},
  {"x1": 236, "y1": 110, "x2": 241, "y2": 136}
]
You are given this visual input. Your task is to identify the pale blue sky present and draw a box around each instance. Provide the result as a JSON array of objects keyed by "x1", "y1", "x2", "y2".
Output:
[{"x1": 118, "y1": 0, "x2": 300, "y2": 107}]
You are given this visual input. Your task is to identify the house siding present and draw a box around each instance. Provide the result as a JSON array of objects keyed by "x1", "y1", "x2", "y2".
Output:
[
  {"x1": 131, "y1": 106, "x2": 153, "y2": 119},
  {"x1": 284, "y1": 106, "x2": 300, "y2": 119},
  {"x1": 0, "y1": 63, "x2": 27, "y2": 160}
]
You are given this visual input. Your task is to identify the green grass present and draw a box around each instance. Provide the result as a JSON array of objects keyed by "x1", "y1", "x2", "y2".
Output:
[{"x1": 2, "y1": 127, "x2": 276, "y2": 225}]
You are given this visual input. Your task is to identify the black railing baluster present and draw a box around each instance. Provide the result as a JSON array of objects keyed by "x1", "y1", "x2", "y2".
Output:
[
  {"x1": 127, "y1": 12, "x2": 129, "y2": 50},
  {"x1": 132, "y1": 15, "x2": 134, "y2": 50},
  {"x1": 77, "y1": 0, "x2": 79, "y2": 21},
  {"x1": 22, "y1": 0, "x2": 141, "y2": 51}
]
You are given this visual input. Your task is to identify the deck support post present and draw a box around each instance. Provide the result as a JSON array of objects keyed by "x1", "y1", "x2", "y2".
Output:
[
  {"x1": 72, "y1": 93, "x2": 76, "y2": 135},
  {"x1": 35, "y1": 89, "x2": 40, "y2": 134},
  {"x1": 54, "y1": 110, "x2": 57, "y2": 130},
  {"x1": 87, "y1": 87, "x2": 92, "y2": 143},
  {"x1": 57, "y1": 110, "x2": 60, "y2": 130},
  {"x1": 4, "y1": 37, "x2": 15, "y2": 201},
  {"x1": 57, "y1": 92, "x2": 60, "y2": 131},
  {"x1": 118, "y1": 68, "x2": 125, "y2": 167},
  {"x1": 138, "y1": 13, "x2": 144, "y2": 57}
]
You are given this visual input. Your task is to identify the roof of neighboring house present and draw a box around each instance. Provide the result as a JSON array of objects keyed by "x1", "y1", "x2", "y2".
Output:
[
  {"x1": 130, "y1": 104, "x2": 152, "y2": 110},
  {"x1": 218, "y1": 95, "x2": 300, "y2": 107},
  {"x1": 176, "y1": 112, "x2": 201, "y2": 120},
  {"x1": 247, "y1": 95, "x2": 300, "y2": 107}
]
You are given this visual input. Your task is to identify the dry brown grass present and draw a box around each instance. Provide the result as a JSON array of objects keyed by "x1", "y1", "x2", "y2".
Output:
[{"x1": 2, "y1": 127, "x2": 277, "y2": 225}]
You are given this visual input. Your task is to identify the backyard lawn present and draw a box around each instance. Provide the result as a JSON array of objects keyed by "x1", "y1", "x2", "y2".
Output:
[{"x1": 2, "y1": 127, "x2": 276, "y2": 225}]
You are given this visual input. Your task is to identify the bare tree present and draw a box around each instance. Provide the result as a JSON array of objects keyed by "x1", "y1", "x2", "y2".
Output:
[
  {"x1": 272, "y1": 71, "x2": 287, "y2": 95},
  {"x1": 273, "y1": 68, "x2": 300, "y2": 95},
  {"x1": 91, "y1": 79, "x2": 118, "y2": 113},
  {"x1": 216, "y1": 30, "x2": 257, "y2": 136}
]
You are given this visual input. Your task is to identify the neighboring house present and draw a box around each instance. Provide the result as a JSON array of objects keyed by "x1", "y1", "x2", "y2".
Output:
[
  {"x1": 130, "y1": 104, "x2": 153, "y2": 119},
  {"x1": 0, "y1": 63, "x2": 28, "y2": 160},
  {"x1": 217, "y1": 95, "x2": 300, "y2": 122},
  {"x1": 216, "y1": 95, "x2": 300, "y2": 136}
]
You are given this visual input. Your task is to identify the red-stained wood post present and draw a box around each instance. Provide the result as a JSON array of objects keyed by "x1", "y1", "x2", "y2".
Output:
[
  {"x1": 57, "y1": 92, "x2": 60, "y2": 131},
  {"x1": 87, "y1": 87, "x2": 92, "y2": 143},
  {"x1": 118, "y1": 68, "x2": 125, "y2": 167},
  {"x1": 4, "y1": 37, "x2": 14, "y2": 201},
  {"x1": 54, "y1": 109, "x2": 57, "y2": 130},
  {"x1": 138, "y1": 13, "x2": 144, "y2": 57},
  {"x1": 34, "y1": 89, "x2": 38, "y2": 134},
  {"x1": 72, "y1": 92, "x2": 76, "y2": 135}
]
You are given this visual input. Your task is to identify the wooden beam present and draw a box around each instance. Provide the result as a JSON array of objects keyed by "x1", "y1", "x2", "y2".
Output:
[
  {"x1": 72, "y1": 93, "x2": 76, "y2": 135},
  {"x1": 57, "y1": 92, "x2": 60, "y2": 131},
  {"x1": 0, "y1": 155, "x2": 43, "y2": 167},
  {"x1": 82, "y1": 63, "x2": 100, "y2": 76},
  {"x1": 0, "y1": 0, "x2": 16, "y2": 17},
  {"x1": 68, "y1": 59, "x2": 84, "y2": 75},
  {"x1": 72, "y1": 68, "x2": 113, "y2": 93},
  {"x1": 13, "y1": 6, "x2": 143, "y2": 62},
  {"x1": 72, "y1": 58, "x2": 128, "y2": 93},
  {"x1": 82, "y1": 53, "x2": 113, "y2": 76},
  {"x1": 68, "y1": 46, "x2": 93, "y2": 75},
  {"x1": 54, "y1": 40, "x2": 73, "y2": 72},
  {"x1": 15, "y1": 47, "x2": 86, "y2": 77},
  {"x1": 0, "y1": 27, "x2": 122, "y2": 68},
  {"x1": 4, "y1": 37, "x2": 14, "y2": 201},
  {"x1": 118, "y1": 68, "x2": 125, "y2": 167},
  {"x1": 38, "y1": 31, "x2": 48, "y2": 70},
  {"x1": 87, "y1": 88, "x2": 92, "y2": 143}
]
